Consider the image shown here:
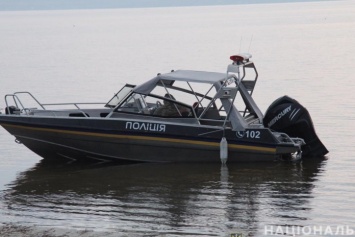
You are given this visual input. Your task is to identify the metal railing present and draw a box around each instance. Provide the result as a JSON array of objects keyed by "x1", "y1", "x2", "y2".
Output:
[{"x1": 5, "y1": 91, "x2": 105, "y2": 116}]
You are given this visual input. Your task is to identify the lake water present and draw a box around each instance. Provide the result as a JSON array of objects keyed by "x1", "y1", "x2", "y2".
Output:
[{"x1": 0, "y1": 1, "x2": 355, "y2": 236}]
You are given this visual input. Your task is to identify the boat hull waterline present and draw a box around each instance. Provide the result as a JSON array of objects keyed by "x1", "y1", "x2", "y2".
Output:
[{"x1": 0, "y1": 118, "x2": 296, "y2": 162}]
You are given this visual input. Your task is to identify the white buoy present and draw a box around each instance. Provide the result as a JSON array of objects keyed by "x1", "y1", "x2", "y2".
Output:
[{"x1": 220, "y1": 137, "x2": 228, "y2": 164}]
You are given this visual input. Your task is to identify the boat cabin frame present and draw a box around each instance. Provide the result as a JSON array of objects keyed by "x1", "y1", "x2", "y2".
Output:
[{"x1": 108, "y1": 55, "x2": 262, "y2": 131}]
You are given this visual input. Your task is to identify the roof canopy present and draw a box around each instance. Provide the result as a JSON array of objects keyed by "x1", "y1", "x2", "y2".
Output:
[
  {"x1": 159, "y1": 70, "x2": 227, "y2": 83},
  {"x1": 133, "y1": 70, "x2": 229, "y2": 94}
]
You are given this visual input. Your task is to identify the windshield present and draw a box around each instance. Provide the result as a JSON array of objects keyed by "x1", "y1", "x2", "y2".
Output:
[
  {"x1": 117, "y1": 93, "x2": 195, "y2": 118},
  {"x1": 105, "y1": 84, "x2": 135, "y2": 108}
]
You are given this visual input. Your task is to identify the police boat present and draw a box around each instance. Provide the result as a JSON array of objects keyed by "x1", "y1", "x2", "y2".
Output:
[{"x1": 0, "y1": 54, "x2": 328, "y2": 163}]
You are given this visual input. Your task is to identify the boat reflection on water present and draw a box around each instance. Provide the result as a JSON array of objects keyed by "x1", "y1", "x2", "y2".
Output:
[{"x1": 2, "y1": 159, "x2": 327, "y2": 236}]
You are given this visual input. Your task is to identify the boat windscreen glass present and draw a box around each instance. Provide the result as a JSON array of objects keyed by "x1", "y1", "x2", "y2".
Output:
[
  {"x1": 105, "y1": 84, "x2": 135, "y2": 108},
  {"x1": 117, "y1": 93, "x2": 194, "y2": 118}
]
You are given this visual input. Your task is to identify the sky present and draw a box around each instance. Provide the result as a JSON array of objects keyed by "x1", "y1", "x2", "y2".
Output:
[{"x1": 0, "y1": 0, "x2": 331, "y2": 11}]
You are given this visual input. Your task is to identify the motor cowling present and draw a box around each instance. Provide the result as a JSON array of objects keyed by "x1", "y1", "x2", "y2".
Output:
[{"x1": 263, "y1": 96, "x2": 328, "y2": 157}]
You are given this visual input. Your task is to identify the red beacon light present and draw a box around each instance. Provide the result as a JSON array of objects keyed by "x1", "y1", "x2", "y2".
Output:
[
  {"x1": 230, "y1": 55, "x2": 245, "y2": 62},
  {"x1": 229, "y1": 53, "x2": 252, "y2": 63}
]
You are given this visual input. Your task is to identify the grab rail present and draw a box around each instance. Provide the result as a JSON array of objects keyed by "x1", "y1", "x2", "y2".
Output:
[
  {"x1": 274, "y1": 132, "x2": 305, "y2": 146},
  {"x1": 5, "y1": 91, "x2": 106, "y2": 116},
  {"x1": 14, "y1": 92, "x2": 45, "y2": 109},
  {"x1": 41, "y1": 102, "x2": 106, "y2": 109},
  {"x1": 5, "y1": 94, "x2": 29, "y2": 115}
]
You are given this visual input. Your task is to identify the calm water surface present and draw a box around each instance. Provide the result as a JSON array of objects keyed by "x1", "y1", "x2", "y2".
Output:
[{"x1": 0, "y1": 1, "x2": 355, "y2": 236}]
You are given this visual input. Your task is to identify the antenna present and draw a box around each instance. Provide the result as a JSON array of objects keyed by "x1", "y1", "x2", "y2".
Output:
[{"x1": 248, "y1": 34, "x2": 253, "y2": 53}]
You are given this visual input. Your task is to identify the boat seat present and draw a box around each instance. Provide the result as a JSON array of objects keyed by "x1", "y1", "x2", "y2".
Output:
[{"x1": 197, "y1": 107, "x2": 221, "y2": 120}]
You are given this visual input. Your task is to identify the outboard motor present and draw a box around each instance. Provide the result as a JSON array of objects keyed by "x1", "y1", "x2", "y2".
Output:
[{"x1": 263, "y1": 96, "x2": 328, "y2": 157}]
